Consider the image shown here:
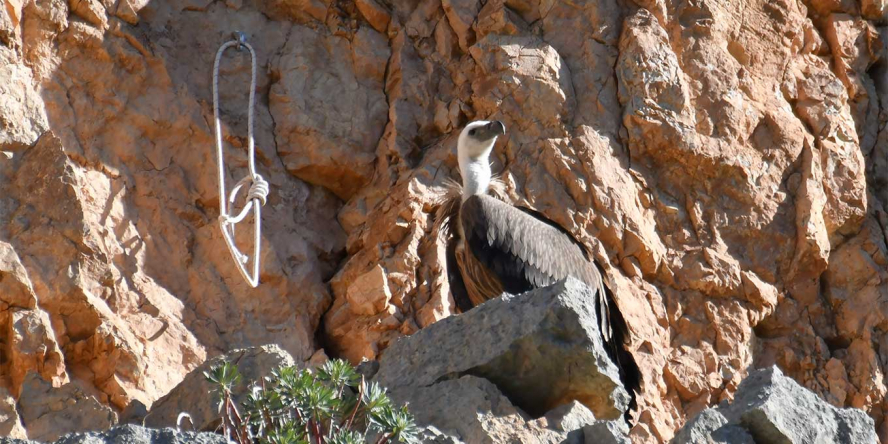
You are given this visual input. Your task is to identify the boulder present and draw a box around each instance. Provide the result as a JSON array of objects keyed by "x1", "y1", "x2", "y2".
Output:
[
  {"x1": 0, "y1": 424, "x2": 225, "y2": 444},
  {"x1": 374, "y1": 278, "x2": 631, "y2": 442},
  {"x1": 144, "y1": 345, "x2": 294, "y2": 432},
  {"x1": 583, "y1": 420, "x2": 631, "y2": 444},
  {"x1": 17, "y1": 373, "x2": 117, "y2": 442},
  {"x1": 672, "y1": 366, "x2": 878, "y2": 444}
]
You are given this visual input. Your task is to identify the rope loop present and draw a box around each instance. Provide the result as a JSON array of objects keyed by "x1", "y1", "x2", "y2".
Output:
[{"x1": 212, "y1": 31, "x2": 266, "y2": 288}]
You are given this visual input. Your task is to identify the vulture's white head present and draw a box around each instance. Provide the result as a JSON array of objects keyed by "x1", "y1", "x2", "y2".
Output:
[{"x1": 457, "y1": 120, "x2": 506, "y2": 200}]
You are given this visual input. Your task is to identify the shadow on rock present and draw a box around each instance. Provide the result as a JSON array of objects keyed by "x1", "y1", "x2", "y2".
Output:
[{"x1": 373, "y1": 277, "x2": 631, "y2": 444}]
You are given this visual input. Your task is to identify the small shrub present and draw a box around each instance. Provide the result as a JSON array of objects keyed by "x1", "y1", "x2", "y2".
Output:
[{"x1": 205, "y1": 359, "x2": 419, "y2": 444}]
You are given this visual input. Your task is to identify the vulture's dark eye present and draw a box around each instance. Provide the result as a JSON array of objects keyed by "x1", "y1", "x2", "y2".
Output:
[{"x1": 469, "y1": 129, "x2": 476, "y2": 136}]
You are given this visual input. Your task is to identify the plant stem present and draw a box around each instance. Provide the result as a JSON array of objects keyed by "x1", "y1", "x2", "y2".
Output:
[
  {"x1": 310, "y1": 417, "x2": 324, "y2": 444},
  {"x1": 221, "y1": 393, "x2": 235, "y2": 443},
  {"x1": 261, "y1": 379, "x2": 273, "y2": 436},
  {"x1": 226, "y1": 395, "x2": 250, "y2": 444},
  {"x1": 343, "y1": 376, "x2": 365, "y2": 430}
]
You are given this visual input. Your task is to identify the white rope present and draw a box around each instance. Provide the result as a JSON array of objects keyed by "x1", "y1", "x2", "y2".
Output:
[{"x1": 212, "y1": 32, "x2": 267, "y2": 288}]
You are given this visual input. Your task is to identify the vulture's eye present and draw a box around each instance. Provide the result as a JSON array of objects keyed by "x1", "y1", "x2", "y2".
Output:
[{"x1": 469, "y1": 129, "x2": 476, "y2": 136}]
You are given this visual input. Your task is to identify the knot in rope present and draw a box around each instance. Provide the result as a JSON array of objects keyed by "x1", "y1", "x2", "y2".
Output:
[{"x1": 245, "y1": 174, "x2": 269, "y2": 206}]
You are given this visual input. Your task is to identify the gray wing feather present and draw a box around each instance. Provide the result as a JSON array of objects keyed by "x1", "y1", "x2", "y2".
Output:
[
  {"x1": 488, "y1": 195, "x2": 595, "y2": 282},
  {"x1": 460, "y1": 195, "x2": 610, "y2": 337}
]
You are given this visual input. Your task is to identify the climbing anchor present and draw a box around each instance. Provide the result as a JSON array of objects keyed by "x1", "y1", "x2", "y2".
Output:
[{"x1": 212, "y1": 31, "x2": 268, "y2": 288}]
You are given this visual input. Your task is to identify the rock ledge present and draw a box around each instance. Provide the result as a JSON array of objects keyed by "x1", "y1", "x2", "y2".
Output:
[{"x1": 374, "y1": 278, "x2": 631, "y2": 443}]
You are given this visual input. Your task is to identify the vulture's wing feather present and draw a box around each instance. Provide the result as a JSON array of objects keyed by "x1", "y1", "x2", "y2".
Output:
[
  {"x1": 469, "y1": 223, "x2": 536, "y2": 294},
  {"x1": 460, "y1": 194, "x2": 601, "y2": 296},
  {"x1": 514, "y1": 205, "x2": 594, "y2": 262}
]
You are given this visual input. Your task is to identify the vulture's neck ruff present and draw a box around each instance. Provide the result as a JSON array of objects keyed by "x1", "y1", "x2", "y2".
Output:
[{"x1": 457, "y1": 120, "x2": 505, "y2": 201}]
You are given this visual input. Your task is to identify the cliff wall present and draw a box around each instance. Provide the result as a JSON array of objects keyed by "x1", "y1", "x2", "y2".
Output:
[{"x1": 1, "y1": 0, "x2": 887, "y2": 442}]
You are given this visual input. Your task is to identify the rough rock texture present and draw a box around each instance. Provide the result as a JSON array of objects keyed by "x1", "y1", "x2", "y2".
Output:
[
  {"x1": 403, "y1": 378, "x2": 618, "y2": 444},
  {"x1": 586, "y1": 420, "x2": 633, "y2": 444},
  {"x1": 17, "y1": 373, "x2": 117, "y2": 442},
  {"x1": 672, "y1": 366, "x2": 878, "y2": 444},
  {"x1": 0, "y1": 386, "x2": 25, "y2": 439},
  {"x1": 375, "y1": 278, "x2": 630, "y2": 421},
  {"x1": 143, "y1": 345, "x2": 294, "y2": 432},
  {"x1": 0, "y1": 424, "x2": 226, "y2": 444},
  {"x1": 373, "y1": 279, "x2": 632, "y2": 443},
  {"x1": 1, "y1": 0, "x2": 888, "y2": 441}
]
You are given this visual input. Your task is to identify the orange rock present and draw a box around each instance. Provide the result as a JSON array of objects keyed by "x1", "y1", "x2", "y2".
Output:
[
  {"x1": 345, "y1": 264, "x2": 392, "y2": 316},
  {"x1": 1, "y1": 0, "x2": 888, "y2": 441}
]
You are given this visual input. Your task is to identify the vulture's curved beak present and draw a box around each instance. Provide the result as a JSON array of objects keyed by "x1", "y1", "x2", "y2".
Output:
[{"x1": 490, "y1": 120, "x2": 506, "y2": 136}]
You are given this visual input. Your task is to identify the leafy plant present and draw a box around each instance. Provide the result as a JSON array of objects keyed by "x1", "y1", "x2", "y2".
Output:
[
  {"x1": 205, "y1": 361, "x2": 249, "y2": 443},
  {"x1": 205, "y1": 359, "x2": 419, "y2": 444}
]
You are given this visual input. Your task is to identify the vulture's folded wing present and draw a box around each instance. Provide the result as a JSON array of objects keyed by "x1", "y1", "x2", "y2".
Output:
[{"x1": 459, "y1": 194, "x2": 611, "y2": 339}]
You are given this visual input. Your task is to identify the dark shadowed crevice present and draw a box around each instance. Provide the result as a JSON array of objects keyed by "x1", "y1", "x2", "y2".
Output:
[{"x1": 865, "y1": 42, "x2": 888, "y2": 211}]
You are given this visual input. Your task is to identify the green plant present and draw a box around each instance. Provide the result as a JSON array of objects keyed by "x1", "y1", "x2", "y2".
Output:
[
  {"x1": 205, "y1": 359, "x2": 419, "y2": 444},
  {"x1": 205, "y1": 361, "x2": 250, "y2": 443}
]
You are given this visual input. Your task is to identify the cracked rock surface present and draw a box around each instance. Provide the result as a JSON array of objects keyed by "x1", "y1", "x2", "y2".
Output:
[
  {"x1": 375, "y1": 278, "x2": 629, "y2": 422},
  {"x1": 2, "y1": 0, "x2": 888, "y2": 442},
  {"x1": 672, "y1": 366, "x2": 879, "y2": 444},
  {"x1": 372, "y1": 278, "x2": 632, "y2": 443}
]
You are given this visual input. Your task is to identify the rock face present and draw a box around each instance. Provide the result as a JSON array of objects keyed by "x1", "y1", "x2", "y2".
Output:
[
  {"x1": 1, "y1": 0, "x2": 888, "y2": 442},
  {"x1": 373, "y1": 279, "x2": 632, "y2": 443},
  {"x1": 0, "y1": 386, "x2": 25, "y2": 439},
  {"x1": 0, "y1": 424, "x2": 226, "y2": 444},
  {"x1": 17, "y1": 373, "x2": 117, "y2": 442},
  {"x1": 673, "y1": 366, "x2": 878, "y2": 444}
]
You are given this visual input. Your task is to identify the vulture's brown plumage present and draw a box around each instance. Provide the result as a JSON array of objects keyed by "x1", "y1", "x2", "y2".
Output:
[{"x1": 434, "y1": 120, "x2": 642, "y2": 420}]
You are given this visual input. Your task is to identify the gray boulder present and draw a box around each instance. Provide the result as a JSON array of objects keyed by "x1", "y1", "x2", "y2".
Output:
[
  {"x1": 144, "y1": 344, "x2": 294, "y2": 432},
  {"x1": 374, "y1": 278, "x2": 631, "y2": 443},
  {"x1": 0, "y1": 424, "x2": 225, "y2": 444},
  {"x1": 583, "y1": 420, "x2": 631, "y2": 444},
  {"x1": 673, "y1": 366, "x2": 877, "y2": 444}
]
